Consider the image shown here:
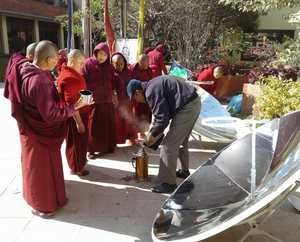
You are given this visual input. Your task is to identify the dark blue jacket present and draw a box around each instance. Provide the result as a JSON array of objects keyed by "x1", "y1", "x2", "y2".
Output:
[{"x1": 143, "y1": 75, "x2": 198, "y2": 137}]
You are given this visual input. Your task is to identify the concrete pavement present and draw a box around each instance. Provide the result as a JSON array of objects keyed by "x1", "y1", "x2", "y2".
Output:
[{"x1": 1, "y1": 82, "x2": 300, "y2": 242}]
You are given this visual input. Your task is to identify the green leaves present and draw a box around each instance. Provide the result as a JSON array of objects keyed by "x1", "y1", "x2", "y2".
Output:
[
  {"x1": 254, "y1": 76, "x2": 300, "y2": 120},
  {"x1": 277, "y1": 36, "x2": 300, "y2": 68},
  {"x1": 219, "y1": 0, "x2": 300, "y2": 12}
]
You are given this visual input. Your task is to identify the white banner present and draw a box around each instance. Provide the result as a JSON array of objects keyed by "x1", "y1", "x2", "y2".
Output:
[{"x1": 115, "y1": 39, "x2": 138, "y2": 64}]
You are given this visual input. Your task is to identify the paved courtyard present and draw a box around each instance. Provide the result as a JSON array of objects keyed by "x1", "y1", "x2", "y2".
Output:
[{"x1": 1, "y1": 82, "x2": 300, "y2": 242}]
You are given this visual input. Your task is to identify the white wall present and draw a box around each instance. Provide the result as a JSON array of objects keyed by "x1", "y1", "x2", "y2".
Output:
[{"x1": 259, "y1": 7, "x2": 299, "y2": 36}]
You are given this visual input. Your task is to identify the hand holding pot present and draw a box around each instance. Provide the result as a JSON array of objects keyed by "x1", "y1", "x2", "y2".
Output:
[
  {"x1": 74, "y1": 97, "x2": 95, "y2": 110},
  {"x1": 145, "y1": 133, "x2": 156, "y2": 146}
]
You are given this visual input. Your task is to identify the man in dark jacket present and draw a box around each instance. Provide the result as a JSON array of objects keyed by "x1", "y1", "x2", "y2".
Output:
[{"x1": 127, "y1": 76, "x2": 201, "y2": 193}]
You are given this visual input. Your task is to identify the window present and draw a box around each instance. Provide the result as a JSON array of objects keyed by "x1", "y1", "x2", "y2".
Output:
[
  {"x1": 39, "y1": 21, "x2": 60, "y2": 46},
  {"x1": 6, "y1": 16, "x2": 34, "y2": 54}
]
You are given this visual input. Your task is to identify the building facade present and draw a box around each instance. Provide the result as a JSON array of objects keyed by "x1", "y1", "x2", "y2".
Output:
[{"x1": 0, "y1": 0, "x2": 67, "y2": 54}]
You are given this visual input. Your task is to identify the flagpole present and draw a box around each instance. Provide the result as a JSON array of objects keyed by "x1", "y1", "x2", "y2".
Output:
[
  {"x1": 120, "y1": 0, "x2": 126, "y2": 39},
  {"x1": 67, "y1": 0, "x2": 74, "y2": 53},
  {"x1": 82, "y1": 0, "x2": 92, "y2": 57}
]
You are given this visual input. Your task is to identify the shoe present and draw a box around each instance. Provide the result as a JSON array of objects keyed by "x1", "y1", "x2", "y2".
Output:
[
  {"x1": 151, "y1": 183, "x2": 177, "y2": 193},
  {"x1": 70, "y1": 169, "x2": 89, "y2": 176},
  {"x1": 176, "y1": 169, "x2": 190, "y2": 179},
  {"x1": 31, "y1": 209, "x2": 54, "y2": 219},
  {"x1": 88, "y1": 152, "x2": 96, "y2": 159}
]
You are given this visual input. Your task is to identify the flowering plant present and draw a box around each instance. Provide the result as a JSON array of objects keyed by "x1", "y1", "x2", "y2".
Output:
[
  {"x1": 249, "y1": 37, "x2": 281, "y2": 62},
  {"x1": 248, "y1": 65, "x2": 300, "y2": 84},
  {"x1": 198, "y1": 47, "x2": 225, "y2": 64},
  {"x1": 197, "y1": 29, "x2": 254, "y2": 64}
]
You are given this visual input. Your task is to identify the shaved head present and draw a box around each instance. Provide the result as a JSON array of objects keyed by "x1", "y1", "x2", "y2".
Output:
[
  {"x1": 33, "y1": 40, "x2": 59, "y2": 71},
  {"x1": 112, "y1": 54, "x2": 125, "y2": 72},
  {"x1": 138, "y1": 54, "x2": 149, "y2": 62},
  {"x1": 67, "y1": 49, "x2": 86, "y2": 73},
  {"x1": 68, "y1": 49, "x2": 85, "y2": 62},
  {"x1": 138, "y1": 54, "x2": 150, "y2": 70},
  {"x1": 214, "y1": 66, "x2": 225, "y2": 74},
  {"x1": 112, "y1": 54, "x2": 123, "y2": 62},
  {"x1": 34, "y1": 40, "x2": 58, "y2": 63},
  {"x1": 26, "y1": 42, "x2": 38, "y2": 59}
]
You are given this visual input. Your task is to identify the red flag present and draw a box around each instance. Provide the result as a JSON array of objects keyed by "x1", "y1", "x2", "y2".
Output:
[{"x1": 104, "y1": 0, "x2": 115, "y2": 54}]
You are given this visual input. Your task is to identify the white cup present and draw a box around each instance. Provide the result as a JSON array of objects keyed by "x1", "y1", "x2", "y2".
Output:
[{"x1": 79, "y1": 90, "x2": 93, "y2": 104}]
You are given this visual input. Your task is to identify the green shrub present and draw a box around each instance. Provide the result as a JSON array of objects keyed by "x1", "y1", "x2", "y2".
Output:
[
  {"x1": 254, "y1": 76, "x2": 300, "y2": 120},
  {"x1": 277, "y1": 36, "x2": 300, "y2": 68}
]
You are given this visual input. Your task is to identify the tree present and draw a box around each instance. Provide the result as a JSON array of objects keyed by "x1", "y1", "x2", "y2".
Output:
[
  {"x1": 156, "y1": 0, "x2": 259, "y2": 69},
  {"x1": 219, "y1": 0, "x2": 300, "y2": 12},
  {"x1": 56, "y1": 0, "x2": 259, "y2": 70}
]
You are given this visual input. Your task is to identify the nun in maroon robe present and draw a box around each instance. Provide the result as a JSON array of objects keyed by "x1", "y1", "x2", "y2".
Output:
[
  {"x1": 130, "y1": 56, "x2": 153, "y2": 138},
  {"x1": 4, "y1": 40, "x2": 92, "y2": 218},
  {"x1": 19, "y1": 63, "x2": 77, "y2": 214},
  {"x1": 111, "y1": 52, "x2": 138, "y2": 145},
  {"x1": 197, "y1": 67, "x2": 223, "y2": 97},
  {"x1": 57, "y1": 56, "x2": 91, "y2": 176},
  {"x1": 80, "y1": 43, "x2": 117, "y2": 158},
  {"x1": 147, "y1": 45, "x2": 168, "y2": 78}
]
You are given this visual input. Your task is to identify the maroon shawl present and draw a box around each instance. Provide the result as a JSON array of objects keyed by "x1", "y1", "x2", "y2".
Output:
[{"x1": 3, "y1": 52, "x2": 31, "y2": 119}]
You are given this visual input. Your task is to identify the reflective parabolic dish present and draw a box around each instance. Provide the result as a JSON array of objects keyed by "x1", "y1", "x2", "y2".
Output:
[
  {"x1": 192, "y1": 83, "x2": 237, "y2": 143},
  {"x1": 152, "y1": 110, "x2": 300, "y2": 242}
]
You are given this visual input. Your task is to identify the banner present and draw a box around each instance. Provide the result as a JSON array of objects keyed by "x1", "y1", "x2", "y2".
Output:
[
  {"x1": 104, "y1": 0, "x2": 115, "y2": 54},
  {"x1": 115, "y1": 39, "x2": 138, "y2": 64},
  {"x1": 136, "y1": 0, "x2": 144, "y2": 60}
]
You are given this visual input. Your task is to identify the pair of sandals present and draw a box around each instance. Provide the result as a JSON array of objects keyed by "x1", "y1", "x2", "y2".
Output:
[
  {"x1": 31, "y1": 198, "x2": 69, "y2": 219},
  {"x1": 31, "y1": 209, "x2": 54, "y2": 219},
  {"x1": 70, "y1": 168, "x2": 89, "y2": 176}
]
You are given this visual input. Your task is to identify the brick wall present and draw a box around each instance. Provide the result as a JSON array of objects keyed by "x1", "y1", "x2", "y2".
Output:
[
  {"x1": 241, "y1": 83, "x2": 263, "y2": 115},
  {"x1": 216, "y1": 75, "x2": 249, "y2": 99},
  {"x1": 0, "y1": 0, "x2": 67, "y2": 19}
]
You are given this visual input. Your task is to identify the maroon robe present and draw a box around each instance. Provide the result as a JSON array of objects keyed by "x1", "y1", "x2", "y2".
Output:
[
  {"x1": 147, "y1": 45, "x2": 168, "y2": 78},
  {"x1": 17, "y1": 63, "x2": 76, "y2": 211},
  {"x1": 64, "y1": 113, "x2": 89, "y2": 171},
  {"x1": 197, "y1": 67, "x2": 219, "y2": 96},
  {"x1": 144, "y1": 47, "x2": 153, "y2": 55},
  {"x1": 111, "y1": 52, "x2": 137, "y2": 144},
  {"x1": 3, "y1": 52, "x2": 31, "y2": 127},
  {"x1": 81, "y1": 43, "x2": 116, "y2": 152},
  {"x1": 56, "y1": 55, "x2": 68, "y2": 74},
  {"x1": 130, "y1": 62, "x2": 153, "y2": 133},
  {"x1": 57, "y1": 64, "x2": 91, "y2": 173},
  {"x1": 20, "y1": 134, "x2": 67, "y2": 211}
]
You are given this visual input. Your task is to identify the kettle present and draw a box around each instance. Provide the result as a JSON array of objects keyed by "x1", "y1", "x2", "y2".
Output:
[{"x1": 129, "y1": 144, "x2": 149, "y2": 181}]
